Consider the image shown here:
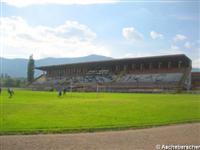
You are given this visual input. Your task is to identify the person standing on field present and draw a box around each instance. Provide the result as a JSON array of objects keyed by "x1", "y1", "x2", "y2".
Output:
[
  {"x1": 63, "y1": 88, "x2": 67, "y2": 95},
  {"x1": 8, "y1": 88, "x2": 14, "y2": 98},
  {"x1": 58, "y1": 89, "x2": 62, "y2": 97}
]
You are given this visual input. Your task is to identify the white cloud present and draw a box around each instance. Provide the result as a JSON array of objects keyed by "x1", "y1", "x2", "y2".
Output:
[
  {"x1": 173, "y1": 34, "x2": 187, "y2": 42},
  {"x1": 171, "y1": 14, "x2": 199, "y2": 21},
  {"x1": 168, "y1": 45, "x2": 184, "y2": 54},
  {"x1": 2, "y1": 0, "x2": 119, "y2": 7},
  {"x1": 150, "y1": 31, "x2": 163, "y2": 40},
  {"x1": 193, "y1": 58, "x2": 200, "y2": 68},
  {"x1": 170, "y1": 45, "x2": 179, "y2": 51},
  {"x1": 122, "y1": 27, "x2": 143, "y2": 42},
  {"x1": 123, "y1": 52, "x2": 152, "y2": 58},
  {"x1": 0, "y1": 16, "x2": 111, "y2": 59},
  {"x1": 184, "y1": 41, "x2": 192, "y2": 49},
  {"x1": 158, "y1": 45, "x2": 183, "y2": 56}
]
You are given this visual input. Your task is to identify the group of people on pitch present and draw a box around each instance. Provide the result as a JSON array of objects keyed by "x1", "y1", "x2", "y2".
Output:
[
  {"x1": 0, "y1": 87, "x2": 69, "y2": 98},
  {"x1": 58, "y1": 87, "x2": 68, "y2": 97},
  {"x1": 0, "y1": 87, "x2": 14, "y2": 98}
]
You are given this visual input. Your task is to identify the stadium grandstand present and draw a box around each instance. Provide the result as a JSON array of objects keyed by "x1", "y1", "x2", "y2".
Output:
[{"x1": 31, "y1": 54, "x2": 192, "y2": 92}]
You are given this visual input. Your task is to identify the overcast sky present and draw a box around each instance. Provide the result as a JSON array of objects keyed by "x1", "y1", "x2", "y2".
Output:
[{"x1": 0, "y1": 0, "x2": 199, "y2": 67}]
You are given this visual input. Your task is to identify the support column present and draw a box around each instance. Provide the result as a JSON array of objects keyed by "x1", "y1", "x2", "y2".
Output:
[
  {"x1": 140, "y1": 63, "x2": 143, "y2": 71},
  {"x1": 158, "y1": 62, "x2": 162, "y2": 69},
  {"x1": 178, "y1": 61, "x2": 182, "y2": 68},
  {"x1": 149, "y1": 63, "x2": 152, "y2": 69},
  {"x1": 132, "y1": 64, "x2": 135, "y2": 70},
  {"x1": 115, "y1": 66, "x2": 118, "y2": 72},
  {"x1": 124, "y1": 65, "x2": 127, "y2": 71},
  {"x1": 168, "y1": 61, "x2": 171, "y2": 69}
]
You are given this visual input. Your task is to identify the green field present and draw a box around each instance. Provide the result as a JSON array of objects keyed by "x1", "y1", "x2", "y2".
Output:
[{"x1": 0, "y1": 90, "x2": 200, "y2": 135}]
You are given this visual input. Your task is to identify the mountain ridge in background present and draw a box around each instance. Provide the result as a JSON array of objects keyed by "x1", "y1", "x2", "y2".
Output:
[{"x1": 0, "y1": 54, "x2": 112, "y2": 77}]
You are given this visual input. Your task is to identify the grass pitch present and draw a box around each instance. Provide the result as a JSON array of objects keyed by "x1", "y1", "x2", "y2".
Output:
[{"x1": 0, "y1": 90, "x2": 199, "y2": 135}]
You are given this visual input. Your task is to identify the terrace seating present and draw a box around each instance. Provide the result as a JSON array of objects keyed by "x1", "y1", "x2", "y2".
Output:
[
  {"x1": 31, "y1": 69, "x2": 190, "y2": 92},
  {"x1": 118, "y1": 73, "x2": 183, "y2": 83}
]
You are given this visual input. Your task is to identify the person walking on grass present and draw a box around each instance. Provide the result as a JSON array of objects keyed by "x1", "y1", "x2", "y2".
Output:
[
  {"x1": 8, "y1": 88, "x2": 14, "y2": 98},
  {"x1": 63, "y1": 87, "x2": 67, "y2": 95},
  {"x1": 58, "y1": 89, "x2": 62, "y2": 97}
]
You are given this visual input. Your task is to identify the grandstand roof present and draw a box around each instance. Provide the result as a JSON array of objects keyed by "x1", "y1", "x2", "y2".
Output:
[{"x1": 36, "y1": 54, "x2": 191, "y2": 71}]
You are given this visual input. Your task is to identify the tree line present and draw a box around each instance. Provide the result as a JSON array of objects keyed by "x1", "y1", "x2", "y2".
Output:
[
  {"x1": 0, "y1": 74, "x2": 27, "y2": 87},
  {"x1": 0, "y1": 55, "x2": 35, "y2": 88}
]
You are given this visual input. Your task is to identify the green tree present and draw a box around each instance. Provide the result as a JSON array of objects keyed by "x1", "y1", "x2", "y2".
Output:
[
  {"x1": 27, "y1": 55, "x2": 35, "y2": 83},
  {"x1": 4, "y1": 76, "x2": 14, "y2": 87}
]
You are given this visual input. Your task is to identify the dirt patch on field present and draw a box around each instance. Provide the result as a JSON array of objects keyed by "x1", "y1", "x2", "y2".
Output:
[{"x1": 0, "y1": 123, "x2": 199, "y2": 150}]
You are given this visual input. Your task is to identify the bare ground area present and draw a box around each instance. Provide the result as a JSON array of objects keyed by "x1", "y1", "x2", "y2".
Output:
[{"x1": 0, "y1": 123, "x2": 200, "y2": 150}]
